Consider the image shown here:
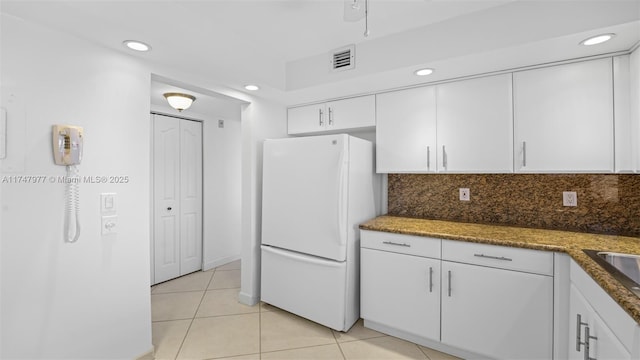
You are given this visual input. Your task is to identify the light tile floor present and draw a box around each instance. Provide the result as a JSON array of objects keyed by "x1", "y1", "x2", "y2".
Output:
[{"x1": 151, "y1": 260, "x2": 461, "y2": 360}]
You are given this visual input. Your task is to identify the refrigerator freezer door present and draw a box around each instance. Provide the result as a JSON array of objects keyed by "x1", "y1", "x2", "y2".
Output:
[
  {"x1": 261, "y1": 245, "x2": 351, "y2": 331},
  {"x1": 262, "y1": 135, "x2": 349, "y2": 261}
]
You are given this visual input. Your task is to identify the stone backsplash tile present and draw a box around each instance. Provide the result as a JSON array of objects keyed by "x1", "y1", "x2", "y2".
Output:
[{"x1": 387, "y1": 174, "x2": 640, "y2": 237}]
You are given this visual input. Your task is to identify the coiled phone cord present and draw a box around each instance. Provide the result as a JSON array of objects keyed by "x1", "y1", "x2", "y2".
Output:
[{"x1": 65, "y1": 165, "x2": 81, "y2": 243}]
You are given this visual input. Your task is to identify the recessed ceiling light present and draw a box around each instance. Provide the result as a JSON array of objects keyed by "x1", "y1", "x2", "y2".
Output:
[
  {"x1": 414, "y1": 68, "x2": 434, "y2": 76},
  {"x1": 580, "y1": 33, "x2": 615, "y2": 46},
  {"x1": 244, "y1": 84, "x2": 260, "y2": 91},
  {"x1": 123, "y1": 40, "x2": 151, "y2": 52}
]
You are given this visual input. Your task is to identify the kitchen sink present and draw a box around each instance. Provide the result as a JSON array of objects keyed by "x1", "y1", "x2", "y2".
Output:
[{"x1": 583, "y1": 249, "x2": 640, "y2": 298}]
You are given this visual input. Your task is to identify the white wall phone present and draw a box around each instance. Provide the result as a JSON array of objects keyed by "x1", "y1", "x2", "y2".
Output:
[{"x1": 52, "y1": 125, "x2": 83, "y2": 243}]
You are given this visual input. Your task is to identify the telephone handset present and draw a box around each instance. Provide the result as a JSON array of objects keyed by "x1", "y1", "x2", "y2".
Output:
[
  {"x1": 52, "y1": 125, "x2": 83, "y2": 243},
  {"x1": 53, "y1": 125, "x2": 83, "y2": 165}
]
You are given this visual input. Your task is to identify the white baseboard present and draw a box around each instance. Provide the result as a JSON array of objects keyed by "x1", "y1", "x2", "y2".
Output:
[
  {"x1": 203, "y1": 255, "x2": 240, "y2": 271},
  {"x1": 238, "y1": 291, "x2": 259, "y2": 306},
  {"x1": 135, "y1": 346, "x2": 154, "y2": 360},
  {"x1": 363, "y1": 320, "x2": 479, "y2": 360}
]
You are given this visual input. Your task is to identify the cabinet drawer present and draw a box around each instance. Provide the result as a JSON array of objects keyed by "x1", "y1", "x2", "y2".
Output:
[
  {"x1": 361, "y1": 230, "x2": 440, "y2": 258},
  {"x1": 442, "y1": 240, "x2": 553, "y2": 276}
]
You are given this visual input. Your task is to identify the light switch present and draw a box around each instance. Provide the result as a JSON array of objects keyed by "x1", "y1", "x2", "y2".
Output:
[{"x1": 101, "y1": 193, "x2": 116, "y2": 214}]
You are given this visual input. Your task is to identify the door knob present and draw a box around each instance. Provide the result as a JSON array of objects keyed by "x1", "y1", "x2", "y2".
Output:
[{"x1": 167, "y1": 207, "x2": 172, "y2": 211}]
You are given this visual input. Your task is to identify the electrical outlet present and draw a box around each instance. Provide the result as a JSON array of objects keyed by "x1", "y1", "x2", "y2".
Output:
[
  {"x1": 101, "y1": 215, "x2": 118, "y2": 235},
  {"x1": 459, "y1": 188, "x2": 470, "y2": 201},
  {"x1": 563, "y1": 191, "x2": 577, "y2": 207}
]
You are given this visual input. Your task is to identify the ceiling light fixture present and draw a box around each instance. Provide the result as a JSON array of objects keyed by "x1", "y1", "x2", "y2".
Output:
[
  {"x1": 414, "y1": 68, "x2": 434, "y2": 76},
  {"x1": 343, "y1": 0, "x2": 370, "y2": 38},
  {"x1": 122, "y1": 40, "x2": 151, "y2": 52},
  {"x1": 580, "y1": 33, "x2": 615, "y2": 46},
  {"x1": 244, "y1": 85, "x2": 260, "y2": 91},
  {"x1": 163, "y1": 93, "x2": 196, "y2": 112}
]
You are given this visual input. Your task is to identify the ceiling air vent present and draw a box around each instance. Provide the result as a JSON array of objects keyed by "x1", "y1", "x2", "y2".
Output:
[{"x1": 331, "y1": 45, "x2": 355, "y2": 72}]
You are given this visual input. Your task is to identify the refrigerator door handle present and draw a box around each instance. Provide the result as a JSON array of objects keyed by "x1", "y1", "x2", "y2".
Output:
[
  {"x1": 262, "y1": 246, "x2": 344, "y2": 268},
  {"x1": 336, "y1": 145, "x2": 347, "y2": 248}
]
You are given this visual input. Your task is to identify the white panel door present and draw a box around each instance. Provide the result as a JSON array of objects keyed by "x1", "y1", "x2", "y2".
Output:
[
  {"x1": 152, "y1": 115, "x2": 202, "y2": 284},
  {"x1": 153, "y1": 115, "x2": 181, "y2": 283},
  {"x1": 261, "y1": 135, "x2": 348, "y2": 261},
  {"x1": 376, "y1": 86, "x2": 437, "y2": 173},
  {"x1": 179, "y1": 120, "x2": 202, "y2": 275},
  {"x1": 436, "y1": 74, "x2": 513, "y2": 173}
]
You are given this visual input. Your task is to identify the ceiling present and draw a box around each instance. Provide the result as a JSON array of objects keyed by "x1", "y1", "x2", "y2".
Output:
[{"x1": 2, "y1": 0, "x2": 640, "y2": 107}]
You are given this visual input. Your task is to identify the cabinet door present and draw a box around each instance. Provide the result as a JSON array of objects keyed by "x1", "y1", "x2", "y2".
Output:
[
  {"x1": 513, "y1": 58, "x2": 614, "y2": 172},
  {"x1": 441, "y1": 261, "x2": 553, "y2": 360},
  {"x1": 361, "y1": 248, "x2": 440, "y2": 341},
  {"x1": 436, "y1": 74, "x2": 513, "y2": 173},
  {"x1": 631, "y1": 48, "x2": 640, "y2": 173},
  {"x1": 376, "y1": 86, "x2": 437, "y2": 173},
  {"x1": 288, "y1": 103, "x2": 326, "y2": 135},
  {"x1": 326, "y1": 95, "x2": 375, "y2": 132},
  {"x1": 569, "y1": 284, "x2": 631, "y2": 360}
]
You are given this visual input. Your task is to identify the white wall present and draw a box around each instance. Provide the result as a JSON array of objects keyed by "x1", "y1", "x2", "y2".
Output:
[
  {"x1": 203, "y1": 116, "x2": 242, "y2": 269},
  {"x1": 239, "y1": 99, "x2": 288, "y2": 305},
  {"x1": 1, "y1": 14, "x2": 152, "y2": 359}
]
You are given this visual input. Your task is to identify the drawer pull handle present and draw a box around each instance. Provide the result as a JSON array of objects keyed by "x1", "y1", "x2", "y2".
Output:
[
  {"x1": 447, "y1": 270, "x2": 452, "y2": 297},
  {"x1": 474, "y1": 253, "x2": 512, "y2": 261},
  {"x1": 429, "y1": 267, "x2": 433, "y2": 293},
  {"x1": 382, "y1": 241, "x2": 411, "y2": 247}
]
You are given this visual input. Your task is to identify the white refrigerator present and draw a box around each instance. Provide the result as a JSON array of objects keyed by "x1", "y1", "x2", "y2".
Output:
[{"x1": 261, "y1": 134, "x2": 378, "y2": 332}]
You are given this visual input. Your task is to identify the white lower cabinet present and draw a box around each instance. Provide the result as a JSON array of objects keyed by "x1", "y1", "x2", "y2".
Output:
[
  {"x1": 568, "y1": 260, "x2": 638, "y2": 360},
  {"x1": 361, "y1": 248, "x2": 440, "y2": 340},
  {"x1": 569, "y1": 284, "x2": 630, "y2": 360},
  {"x1": 441, "y1": 260, "x2": 554, "y2": 359},
  {"x1": 360, "y1": 230, "x2": 555, "y2": 359}
]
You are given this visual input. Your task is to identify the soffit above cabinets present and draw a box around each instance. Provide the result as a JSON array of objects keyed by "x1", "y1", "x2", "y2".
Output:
[{"x1": 2, "y1": 0, "x2": 639, "y2": 105}]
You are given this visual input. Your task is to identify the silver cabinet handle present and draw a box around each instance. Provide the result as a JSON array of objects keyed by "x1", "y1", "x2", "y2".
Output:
[
  {"x1": 382, "y1": 241, "x2": 410, "y2": 247},
  {"x1": 429, "y1": 267, "x2": 433, "y2": 293},
  {"x1": 426, "y1": 146, "x2": 430, "y2": 170},
  {"x1": 522, "y1": 141, "x2": 527, "y2": 167},
  {"x1": 442, "y1": 145, "x2": 447, "y2": 169},
  {"x1": 319, "y1": 109, "x2": 324, "y2": 126},
  {"x1": 328, "y1": 107, "x2": 334, "y2": 126},
  {"x1": 576, "y1": 314, "x2": 588, "y2": 351},
  {"x1": 447, "y1": 270, "x2": 452, "y2": 297},
  {"x1": 584, "y1": 326, "x2": 597, "y2": 360},
  {"x1": 474, "y1": 253, "x2": 513, "y2": 261}
]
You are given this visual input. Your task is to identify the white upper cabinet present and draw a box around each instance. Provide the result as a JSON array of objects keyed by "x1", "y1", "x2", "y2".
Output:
[
  {"x1": 287, "y1": 95, "x2": 375, "y2": 135},
  {"x1": 513, "y1": 58, "x2": 614, "y2": 173},
  {"x1": 376, "y1": 86, "x2": 437, "y2": 173},
  {"x1": 436, "y1": 74, "x2": 513, "y2": 173},
  {"x1": 287, "y1": 103, "x2": 325, "y2": 134}
]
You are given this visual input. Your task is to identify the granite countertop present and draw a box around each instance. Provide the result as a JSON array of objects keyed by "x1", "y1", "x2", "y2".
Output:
[{"x1": 360, "y1": 215, "x2": 640, "y2": 325}]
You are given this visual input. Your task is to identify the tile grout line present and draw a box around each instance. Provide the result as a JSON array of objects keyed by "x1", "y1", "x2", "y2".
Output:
[
  {"x1": 332, "y1": 328, "x2": 348, "y2": 360},
  {"x1": 172, "y1": 269, "x2": 215, "y2": 360}
]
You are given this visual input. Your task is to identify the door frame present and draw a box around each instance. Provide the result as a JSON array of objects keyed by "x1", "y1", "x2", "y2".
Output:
[{"x1": 150, "y1": 111, "x2": 204, "y2": 285}]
